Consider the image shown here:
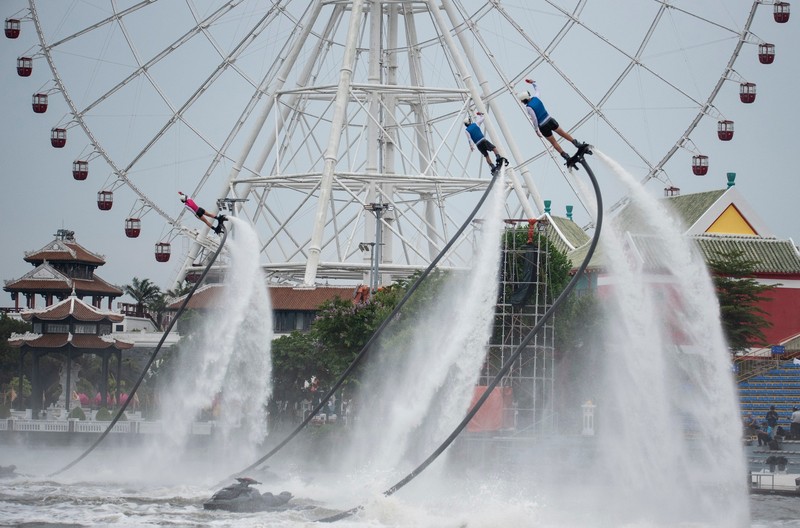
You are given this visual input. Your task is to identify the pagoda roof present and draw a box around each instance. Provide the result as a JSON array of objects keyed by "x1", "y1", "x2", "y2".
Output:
[
  {"x1": 19, "y1": 295, "x2": 124, "y2": 323},
  {"x1": 4, "y1": 263, "x2": 123, "y2": 297},
  {"x1": 167, "y1": 284, "x2": 356, "y2": 311},
  {"x1": 8, "y1": 332, "x2": 133, "y2": 350},
  {"x1": 24, "y1": 237, "x2": 106, "y2": 266}
]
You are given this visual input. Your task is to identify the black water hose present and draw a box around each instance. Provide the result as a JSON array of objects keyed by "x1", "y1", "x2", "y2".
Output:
[
  {"x1": 50, "y1": 225, "x2": 230, "y2": 477},
  {"x1": 228, "y1": 171, "x2": 502, "y2": 479},
  {"x1": 319, "y1": 149, "x2": 601, "y2": 522}
]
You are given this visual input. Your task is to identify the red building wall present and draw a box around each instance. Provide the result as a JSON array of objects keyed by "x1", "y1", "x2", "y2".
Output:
[{"x1": 757, "y1": 285, "x2": 800, "y2": 346}]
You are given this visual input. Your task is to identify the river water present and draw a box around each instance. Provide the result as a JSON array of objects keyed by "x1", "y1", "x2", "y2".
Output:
[{"x1": 1, "y1": 442, "x2": 799, "y2": 528}]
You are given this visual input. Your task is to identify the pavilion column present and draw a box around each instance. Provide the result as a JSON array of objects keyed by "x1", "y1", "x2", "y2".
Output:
[
  {"x1": 100, "y1": 354, "x2": 109, "y2": 409},
  {"x1": 65, "y1": 350, "x2": 72, "y2": 414},
  {"x1": 17, "y1": 349, "x2": 24, "y2": 411},
  {"x1": 31, "y1": 352, "x2": 41, "y2": 418},
  {"x1": 115, "y1": 350, "x2": 121, "y2": 408}
]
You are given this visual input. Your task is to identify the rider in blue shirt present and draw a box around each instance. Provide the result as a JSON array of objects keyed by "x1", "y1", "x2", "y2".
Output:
[
  {"x1": 464, "y1": 112, "x2": 508, "y2": 172},
  {"x1": 518, "y1": 79, "x2": 584, "y2": 163}
]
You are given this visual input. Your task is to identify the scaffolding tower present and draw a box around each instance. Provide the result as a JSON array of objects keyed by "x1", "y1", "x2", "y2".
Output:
[{"x1": 480, "y1": 218, "x2": 556, "y2": 436}]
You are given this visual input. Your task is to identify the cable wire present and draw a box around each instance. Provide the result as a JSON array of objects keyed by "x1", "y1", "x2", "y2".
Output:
[
  {"x1": 227, "y1": 170, "x2": 502, "y2": 480},
  {"x1": 319, "y1": 148, "x2": 601, "y2": 523}
]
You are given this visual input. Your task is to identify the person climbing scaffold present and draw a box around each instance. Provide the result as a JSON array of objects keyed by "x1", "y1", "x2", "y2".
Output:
[
  {"x1": 517, "y1": 79, "x2": 587, "y2": 163},
  {"x1": 464, "y1": 111, "x2": 508, "y2": 173},
  {"x1": 179, "y1": 192, "x2": 227, "y2": 234}
]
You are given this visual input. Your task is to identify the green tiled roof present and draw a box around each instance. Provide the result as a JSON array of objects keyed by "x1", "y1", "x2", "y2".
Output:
[
  {"x1": 694, "y1": 235, "x2": 800, "y2": 274},
  {"x1": 546, "y1": 216, "x2": 590, "y2": 254},
  {"x1": 567, "y1": 238, "x2": 604, "y2": 271},
  {"x1": 565, "y1": 187, "x2": 800, "y2": 275},
  {"x1": 665, "y1": 189, "x2": 727, "y2": 229},
  {"x1": 612, "y1": 189, "x2": 727, "y2": 234},
  {"x1": 567, "y1": 234, "x2": 800, "y2": 275}
]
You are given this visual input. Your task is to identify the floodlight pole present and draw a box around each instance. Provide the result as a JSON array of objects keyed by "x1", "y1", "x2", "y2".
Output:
[{"x1": 364, "y1": 202, "x2": 393, "y2": 294}]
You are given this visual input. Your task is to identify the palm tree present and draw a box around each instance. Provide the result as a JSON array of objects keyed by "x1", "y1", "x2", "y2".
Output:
[
  {"x1": 124, "y1": 277, "x2": 162, "y2": 318},
  {"x1": 165, "y1": 281, "x2": 193, "y2": 300}
]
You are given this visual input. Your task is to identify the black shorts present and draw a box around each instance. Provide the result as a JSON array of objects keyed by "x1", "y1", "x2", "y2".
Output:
[
  {"x1": 195, "y1": 207, "x2": 206, "y2": 218},
  {"x1": 539, "y1": 118, "x2": 559, "y2": 138},
  {"x1": 476, "y1": 139, "x2": 495, "y2": 156}
]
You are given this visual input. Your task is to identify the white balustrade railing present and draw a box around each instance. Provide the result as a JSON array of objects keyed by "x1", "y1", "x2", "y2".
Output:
[
  {"x1": 1, "y1": 419, "x2": 218, "y2": 436},
  {"x1": 74, "y1": 421, "x2": 131, "y2": 433}
]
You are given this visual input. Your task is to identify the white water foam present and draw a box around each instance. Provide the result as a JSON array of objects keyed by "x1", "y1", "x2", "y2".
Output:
[
  {"x1": 332, "y1": 171, "x2": 507, "y2": 496},
  {"x1": 567, "y1": 149, "x2": 750, "y2": 526},
  {"x1": 152, "y1": 216, "x2": 273, "y2": 476}
]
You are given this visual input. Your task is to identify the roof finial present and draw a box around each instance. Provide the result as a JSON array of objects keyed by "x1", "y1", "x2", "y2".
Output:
[{"x1": 54, "y1": 228, "x2": 75, "y2": 241}]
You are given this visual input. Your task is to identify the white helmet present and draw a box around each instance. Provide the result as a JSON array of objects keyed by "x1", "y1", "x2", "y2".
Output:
[
  {"x1": 517, "y1": 90, "x2": 531, "y2": 102},
  {"x1": 463, "y1": 116, "x2": 472, "y2": 126}
]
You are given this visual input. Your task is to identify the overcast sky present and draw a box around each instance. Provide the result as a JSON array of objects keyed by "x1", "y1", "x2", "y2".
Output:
[{"x1": 1, "y1": 1, "x2": 798, "y2": 306}]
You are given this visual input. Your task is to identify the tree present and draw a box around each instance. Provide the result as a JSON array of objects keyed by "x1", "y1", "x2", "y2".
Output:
[
  {"x1": 166, "y1": 281, "x2": 194, "y2": 299},
  {"x1": 269, "y1": 283, "x2": 408, "y2": 420},
  {"x1": 124, "y1": 277, "x2": 162, "y2": 318},
  {"x1": 146, "y1": 294, "x2": 169, "y2": 330},
  {"x1": 706, "y1": 248, "x2": 776, "y2": 353},
  {"x1": 0, "y1": 314, "x2": 31, "y2": 387}
]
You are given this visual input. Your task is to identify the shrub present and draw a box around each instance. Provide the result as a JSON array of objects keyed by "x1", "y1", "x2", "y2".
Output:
[
  {"x1": 68, "y1": 406, "x2": 86, "y2": 420},
  {"x1": 95, "y1": 407, "x2": 112, "y2": 421}
]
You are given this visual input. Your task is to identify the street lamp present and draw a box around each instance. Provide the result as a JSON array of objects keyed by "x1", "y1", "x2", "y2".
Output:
[{"x1": 363, "y1": 202, "x2": 394, "y2": 295}]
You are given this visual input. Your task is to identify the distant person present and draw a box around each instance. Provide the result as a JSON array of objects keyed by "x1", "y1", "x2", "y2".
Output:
[
  {"x1": 517, "y1": 79, "x2": 586, "y2": 163},
  {"x1": 179, "y1": 192, "x2": 226, "y2": 234},
  {"x1": 744, "y1": 413, "x2": 758, "y2": 435},
  {"x1": 766, "y1": 405, "x2": 780, "y2": 437},
  {"x1": 463, "y1": 111, "x2": 508, "y2": 172},
  {"x1": 791, "y1": 406, "x2": 800, "y2": 439},
  {"x1": 756, "y1": 421, "x2": 771, "y2": 447}
]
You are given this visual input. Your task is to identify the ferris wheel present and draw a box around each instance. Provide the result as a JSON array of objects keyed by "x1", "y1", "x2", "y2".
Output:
[{"x1": 4, "y1": 0, "x2": 791, "y2": 287}]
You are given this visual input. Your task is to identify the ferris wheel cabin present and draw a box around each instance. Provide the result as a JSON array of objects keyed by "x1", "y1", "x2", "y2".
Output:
[
  {"x1": 5, "y1": 18, "x2": 20, "y2": 39},
  {"x1": 32, "y1": 93, "x2": 48, "y2": 113},
  {"x1": 124, "y1": 218, "x2": 141, "y2": 238},
  {"x1": 50, "y1": 128, "x2": 66, "y2": 148},
  {"x1": 72, "y1": 160, "x2": 88, "y2": 181},
  {"x1": 774, "y1": 2, "x2": 791, "y2": 23},
  {"x1": 154, "y1": 242, "x2": 171, "y2": 263},
  {"x1": 16, "y1": 56, "x2": 31, "y2": 77},
  {"x1": 758, "y1": 43, "x2": 776, "y2": 64},
  {"x1": 739, "y1": 82, "x2": 757, "y2": 104},
  {"x1": 692, "y1": 155, "x2": 709, "y2": 176},
  {"x1": 717, "y1": 120, "x2": 734, "y2": 141},
  {"x1": 97, "y1": 191, "x2": 113, "y2": 211}
]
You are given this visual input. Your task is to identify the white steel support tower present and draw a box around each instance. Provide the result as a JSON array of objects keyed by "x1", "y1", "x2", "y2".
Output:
[{"x1": 179, "y1": 0, "x2": 539, "y2": 287}]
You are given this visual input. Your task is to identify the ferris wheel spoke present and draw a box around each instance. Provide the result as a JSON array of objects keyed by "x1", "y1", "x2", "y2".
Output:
[{"x1": 18, "y1": 1, "x2": 779, "y2": 283}]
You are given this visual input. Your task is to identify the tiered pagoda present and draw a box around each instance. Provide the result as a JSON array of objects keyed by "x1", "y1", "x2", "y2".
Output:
[
  {"x1": 4, "y1": 229, "x2": 123, "y2": 311},
  {"x1": 8, "y1": 294, "x2": 133, "y2": 416}
]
